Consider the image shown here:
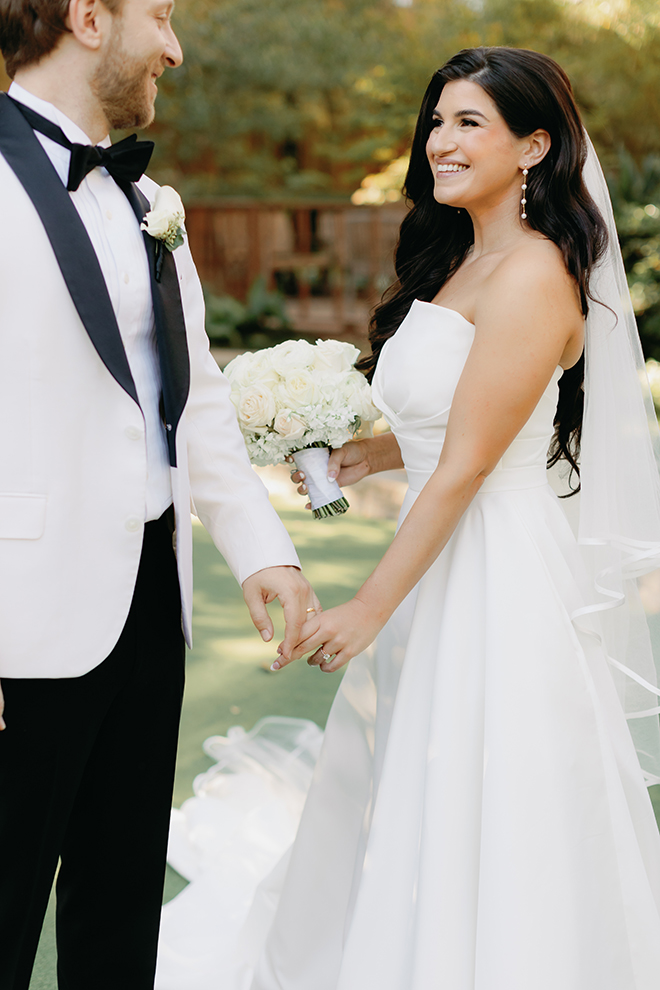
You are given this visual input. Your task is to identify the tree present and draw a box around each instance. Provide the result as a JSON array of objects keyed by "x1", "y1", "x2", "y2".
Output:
[
  {"x1": 149, "y1": 0, "x2": 404, "y2": 196},
  {"x1": 610, "y1": 149, "x2": 660, "y2": 359},
  {"x1": 145, "y1": 0, "x2": 660, "y2": 196}
]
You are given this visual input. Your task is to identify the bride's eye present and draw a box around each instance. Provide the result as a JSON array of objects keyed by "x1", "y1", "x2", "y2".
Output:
[
  {"x1": 430, "y1": 117, "x2": 443, "y2": 129},
  {"x1": 459, "y1": 118, "x2": 479, "y2": 127}
]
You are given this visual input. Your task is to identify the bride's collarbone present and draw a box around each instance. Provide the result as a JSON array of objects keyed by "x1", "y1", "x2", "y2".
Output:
[{"x1": 431, "y1": 250, "x2": 509, "y2": 324}]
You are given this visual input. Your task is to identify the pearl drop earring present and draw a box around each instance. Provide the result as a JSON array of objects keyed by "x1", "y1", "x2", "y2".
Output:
[{"x1": 521, "y1": 165, "x2": 529, "y2": 220}]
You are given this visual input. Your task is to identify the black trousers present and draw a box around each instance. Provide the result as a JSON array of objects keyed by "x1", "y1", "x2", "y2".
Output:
[{"x1": 0, "y1": 510, "x2": 185, "y2": 990}]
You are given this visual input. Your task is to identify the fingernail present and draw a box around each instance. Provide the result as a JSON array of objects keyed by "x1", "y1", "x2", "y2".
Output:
[
  {"x1": 327, "y1": 472, "x2": 337, "y2": 482},
  {"x1": 277, "y1": 647, "x2": 283, "y2": 655},
  {"x1": 305, "y1": 503, "x2": 311, "y2": 510},
  {"x1": 261, "y1": 630, "x2": 273, "y2": 642},
  {"x1": 270, "y1": 661, "x2": 280, "y2": 671},
  {"x1": 299, "y1": 472, "x2": 305, "y2": 480}
]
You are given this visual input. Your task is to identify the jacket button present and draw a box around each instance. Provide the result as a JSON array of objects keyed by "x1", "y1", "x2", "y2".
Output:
[
  {"x1": 125, "y1": 425, "x2": 143, "y2": 440},
  {"x1": 125, "y1": 517, "x2": 142, "y2": 532}
]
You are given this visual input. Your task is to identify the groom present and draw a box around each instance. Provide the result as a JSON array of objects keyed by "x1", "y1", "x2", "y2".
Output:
[{"x1": 0, "y1": 1, "x2": 316, "y2": 987}]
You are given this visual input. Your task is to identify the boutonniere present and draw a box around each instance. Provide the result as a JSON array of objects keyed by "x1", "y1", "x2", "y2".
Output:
[{"x1": 141, "y1": 185, "x2": 186, "y2": 281}]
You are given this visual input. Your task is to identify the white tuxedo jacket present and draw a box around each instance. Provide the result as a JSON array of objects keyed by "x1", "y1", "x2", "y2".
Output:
[{"x1": 0, "y1": 95, "x2": 300, "y2": 678}]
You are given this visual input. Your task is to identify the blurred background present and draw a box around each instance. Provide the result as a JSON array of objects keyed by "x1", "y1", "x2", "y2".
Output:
[{"x1": 4, "y1": 0, "x2": 658, "y2": 362}]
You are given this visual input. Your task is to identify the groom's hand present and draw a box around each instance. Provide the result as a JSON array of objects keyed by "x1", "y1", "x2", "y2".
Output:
[{"x1": 242, "y1": 566, "x2": 321, "y2": 662}]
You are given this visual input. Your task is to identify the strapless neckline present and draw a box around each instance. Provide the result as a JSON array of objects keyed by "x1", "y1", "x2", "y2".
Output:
[{"x1": 414, "y1": 298, "x2": 475, "y2": 328}]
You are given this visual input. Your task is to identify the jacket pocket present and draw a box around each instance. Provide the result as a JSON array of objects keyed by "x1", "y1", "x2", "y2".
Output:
[{"x1": 0, "y1": 493, "x2": 47, "y2": 539}]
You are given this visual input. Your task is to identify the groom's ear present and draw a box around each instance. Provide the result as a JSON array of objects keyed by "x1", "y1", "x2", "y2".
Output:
[{"x1": 66, "y1": 0, "x2": 115, "y2": 52}]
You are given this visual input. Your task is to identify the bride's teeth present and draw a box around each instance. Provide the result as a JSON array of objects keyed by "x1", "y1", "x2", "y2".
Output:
[{"x1": 437, "y1": 164, "x2": 468, "y2": 173}]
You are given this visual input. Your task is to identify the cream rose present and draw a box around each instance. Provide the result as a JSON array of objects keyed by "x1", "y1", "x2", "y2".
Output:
[
  {"x1": 249, "y1": 351, "x2": 281, "y2": 386},
  {"x1": 273, "y1": 410, "x2": 307, "y2": 441},
  {"x1": 226, "y1": 351, "x2": 280, "y2": 388},
  {"x1": 224, "y1": 352, "x2": 257, "y2": 387},
  {"x1": 278, "y1": 369, "x2": 319, "y2": 407},
  {"x1": 313, "y1": 339, "x2": 360, "y2": 375},
  {"x1": 237, "y1": 384, "x2": 277, "y2": 428},
  {"x1": 271, "y1": 339, "x2": 317, "y2": 376}
]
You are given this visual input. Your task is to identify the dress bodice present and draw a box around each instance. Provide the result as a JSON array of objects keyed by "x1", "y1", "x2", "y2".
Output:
[{"x1": 371, "y1": 299, "x2": 562, "y2": 494}]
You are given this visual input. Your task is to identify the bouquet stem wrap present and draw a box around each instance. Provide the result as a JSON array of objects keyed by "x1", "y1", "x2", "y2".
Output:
[{"x1": 292, "y1": 446, "x2": 349, "y2": 519}]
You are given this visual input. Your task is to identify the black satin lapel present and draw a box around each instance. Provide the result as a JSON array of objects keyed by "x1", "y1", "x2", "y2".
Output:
[
  {"x1": 0, "y1": 94, "x2": 138, "y2": 406},
  {"x1": 123, "y1": 183, "x2": 191, "y2": 468}
]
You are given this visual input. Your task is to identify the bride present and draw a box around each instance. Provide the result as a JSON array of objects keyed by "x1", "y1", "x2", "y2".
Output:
[{"x1": 158, "y1": 47, "x2": 660, "y2": 988}]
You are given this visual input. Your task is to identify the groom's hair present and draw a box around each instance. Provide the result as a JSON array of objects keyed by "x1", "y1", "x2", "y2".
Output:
[{"x1": 0, "y1": 0, "x2": 123, "y2": 78}]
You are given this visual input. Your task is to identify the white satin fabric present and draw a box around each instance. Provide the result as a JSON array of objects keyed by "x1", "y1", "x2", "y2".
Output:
[{"x1": 157, "y1": 300, "x2": 660, "y2": 989}]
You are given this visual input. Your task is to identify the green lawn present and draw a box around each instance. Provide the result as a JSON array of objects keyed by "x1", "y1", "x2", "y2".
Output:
[{"x1": 29, "y1": 504, "x2": 395, "y2": 989}]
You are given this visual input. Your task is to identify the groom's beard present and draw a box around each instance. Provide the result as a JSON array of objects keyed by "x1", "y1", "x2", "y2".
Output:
[{"x1": 92, "y1": 23, "x2": 160, "y2": 131}]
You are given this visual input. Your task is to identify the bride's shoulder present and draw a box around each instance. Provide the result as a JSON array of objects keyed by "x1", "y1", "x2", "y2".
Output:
[
  {"x1": 496, "y1": 236, "x2": 568, "y2": 282},
  {"x1": 481, "y1": 237, "x2": 579, "y2": 315},
  {"x1": 474, "y1": 236, "x2": 582, "y2": 339}
]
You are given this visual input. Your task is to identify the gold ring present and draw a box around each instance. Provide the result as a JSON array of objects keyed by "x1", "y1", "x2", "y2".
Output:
[{"x1": 306, "y1": 607, "x2": 316, "y2": 613}]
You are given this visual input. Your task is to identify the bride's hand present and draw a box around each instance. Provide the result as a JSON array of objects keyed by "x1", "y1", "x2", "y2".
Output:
[
  {"x1": 273, "y1": 599, "x2": 382, "y2": 673},
  {"x1": 285, "y1": 440, "x2": 372, "y2": 507}
]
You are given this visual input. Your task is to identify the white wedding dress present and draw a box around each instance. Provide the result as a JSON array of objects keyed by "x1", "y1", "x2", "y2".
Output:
[{"x1": 157, "y1": 299, "x2": 660, "y2": 989}]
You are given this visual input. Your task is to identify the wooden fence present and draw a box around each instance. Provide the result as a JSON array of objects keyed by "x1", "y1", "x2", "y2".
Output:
[{"x1": 185, "y1": 199, "x2": 407, "y2": 343}]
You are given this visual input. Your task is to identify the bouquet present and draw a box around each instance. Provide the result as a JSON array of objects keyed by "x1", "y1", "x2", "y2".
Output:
[{"x1": 224, "y1": 339, "x2": 380, "y2": 518}]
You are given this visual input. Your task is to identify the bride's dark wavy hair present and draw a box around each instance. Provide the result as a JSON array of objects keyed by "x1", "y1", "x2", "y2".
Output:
[{"x1": 357, "y1": 46, "x2": 608, "y2": 491}]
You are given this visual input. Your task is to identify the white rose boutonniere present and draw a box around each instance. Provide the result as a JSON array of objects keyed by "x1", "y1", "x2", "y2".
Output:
[{"x1": 141, "y1": 185, "x2": 186, "y2": 251}]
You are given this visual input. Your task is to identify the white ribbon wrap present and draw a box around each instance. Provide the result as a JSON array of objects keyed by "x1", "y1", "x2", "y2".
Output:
[{"x1": 292, "y1": 447, "x2": 344, "y2": 511}]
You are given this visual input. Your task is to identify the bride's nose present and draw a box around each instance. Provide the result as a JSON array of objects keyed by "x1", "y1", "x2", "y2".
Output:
[{"x1": 427, "y1": 128, "x2": 457, "y2": 158}]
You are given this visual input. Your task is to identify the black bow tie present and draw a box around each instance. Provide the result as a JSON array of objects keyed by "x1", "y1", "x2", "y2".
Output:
[{"x1": 10, "y1": 98, "x2": 154, "y2": 191}]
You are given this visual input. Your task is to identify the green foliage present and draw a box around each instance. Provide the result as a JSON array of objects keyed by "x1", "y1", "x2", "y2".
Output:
[
  {"x1": 145, "y1": 0, "x2": 660, "y2": 198},
  {"x1": 609, "y1": 150, "x2": 660, "y2": 359},
  {"x1": 205, "y1": 275, "x2": 299, "y2": 348},
  {"x1": 150, "y1": 0, "x2": 396, "y2": 196}
]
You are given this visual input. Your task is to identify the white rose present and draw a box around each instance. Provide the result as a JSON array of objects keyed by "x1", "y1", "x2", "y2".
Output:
[
  {"x1": 312, "y1": 339, "x2": 360, "y2": 375},
  {"x1": 224, "y1": 351, "x2": 257, "y2": 386},
  {"x1": 278, "y1": 369, "x2": 319, "y2": 407},
  {"x1": 141, "y1": 185, "x2": 185, "y2": 239},
  {"x1": 237, "y1": 384, "x2": 277, "y2": 428},
  {"x1": 249, "y1": 350, "x2": 281, "y2": 386},
  {"x1": 343, "y1": 371, "x2": 380, "y2": 421},
  {"x1": 273, "y1": 410, "x2": 308, "y2": 440},
  {"x1": 225, "y1": 350, "x2": 281, "y2": 388},
  {"x1": 155, "y1": 185, "x2": 185, "y2": 217},
  {"x1": 271, "y1": 339, "x2": 317, "y2": 376}
]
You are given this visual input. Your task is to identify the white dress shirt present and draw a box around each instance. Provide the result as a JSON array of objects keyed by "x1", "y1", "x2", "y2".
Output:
[{"x1": 9, "y1": 81, "x2": 172, "y2": 522}]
